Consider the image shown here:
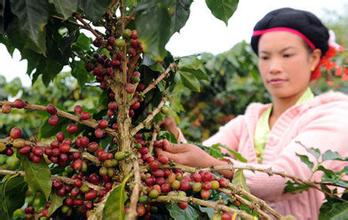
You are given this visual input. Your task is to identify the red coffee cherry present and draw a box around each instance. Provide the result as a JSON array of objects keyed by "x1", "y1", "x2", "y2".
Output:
[
  {"x1": 46, "y1": 104, "x2": 57, "y2": 115},
  {"x1": 10, "y1": 127, "x2": 22, "y2": 139}
]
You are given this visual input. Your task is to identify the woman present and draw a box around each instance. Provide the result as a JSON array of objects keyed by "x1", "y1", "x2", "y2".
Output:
[{"x1": 156, "y1": 8, "x2": 348, "y2": 219}]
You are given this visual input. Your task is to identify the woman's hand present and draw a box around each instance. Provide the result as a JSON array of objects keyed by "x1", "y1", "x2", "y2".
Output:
[
  {"x1": 160, "y1": 117, "x2": 181, "y2": 141},
  {"x1": 156, "y1": 140, "x2": 223, "y2": 168}
]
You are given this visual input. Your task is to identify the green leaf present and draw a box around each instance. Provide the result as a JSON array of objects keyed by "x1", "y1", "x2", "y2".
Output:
[
  {"x1": 102, "y1": 174, "x2": 131, "y2": 220},
  {"x1": 49, "y1": 0, "x2": 78, "y2": 19},
  {"x1": 78, "y1": 0, "x2": 111, "y2": 23},
  {"x1": 205, "y1": 0, "x2": 239, "y2": 25},
  {"x1": 207, "y1": 145, "x2": 224, "y2": 158},
  {"x1": 33, "y1": 58, "x2": 64, "y2": 86},
  {"x1": 284, "y1": 180, "x2": 310, "y2": 193},
  {"x1": 125, "y1": 0, "x2": 138, "y2": 7},
  {"x1": 304, "y1": 147, "x2": 321, "y2": 161},
  {"x1": 212, "y1": 144, "x2": 247, "y2": 163},
  {"x1": 320, "y1": 200, "x2": 348, "y2": 220},
  {"x1": 167, "y1": 203, "x2": 199, "y2": 220},
  {"x1": 296, "y1": 153, "x2": 314, "y2": 169},
  {"x1": 232, "y1": 169, "x2": 249, "y2": 192},
  {"x1": 322, "y1": 150, "x2": 342, "y2": 161},
  {"x1": 198, "y1": 206, "x2": 214, "y2": 219},
  {"x1": 21, "y1": 156, "x2": 52, "y2": 200},
  {"x1": 73, "y1": 33, "x2": 92, "y2": 51},
  {"x1": 179, "y1": 70, "x2": 201, "y2": 92},
  {"x1": 0, "y1": 175, "x2": 28, "y2": 218},
  {"x1": 136, "y1": 1, "x2": 171, "y2": 61},
  {"x1": 39, "y1": 117, "x2": 69, "y2": 139},
  {"x1": 10, "y1": 0, "x2": 49, "y2": 54},
  {"x1": 0, "y1": 0, "x2": 4, "y2": 33},
  {"x1": 71, "y1": 60, "x2": 92, "y2": 87},
  {"x1": 47, "y1": 193, "x2": 64, "y2": 216},
  {"x1": 169, "y1": 0, "x2": 193, "y2": 33}
]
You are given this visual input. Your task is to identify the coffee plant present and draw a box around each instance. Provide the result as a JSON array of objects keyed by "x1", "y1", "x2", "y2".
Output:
[{"x1": 1, "y1": 0, "x2": 348, "y2": 220}]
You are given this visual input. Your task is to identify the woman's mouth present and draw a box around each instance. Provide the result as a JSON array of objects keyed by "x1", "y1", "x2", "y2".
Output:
[{"x1": 267, "y1": 78, "x2": 288, "y2": 85}]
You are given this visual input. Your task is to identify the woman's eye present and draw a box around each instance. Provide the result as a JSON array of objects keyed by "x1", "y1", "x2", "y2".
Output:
[
  {"x1": 283, "y1": 54, "x2": 293, "y2": 58},
  {"x1": 260, "y1": 56, "x2": 269, "y2": 60}
]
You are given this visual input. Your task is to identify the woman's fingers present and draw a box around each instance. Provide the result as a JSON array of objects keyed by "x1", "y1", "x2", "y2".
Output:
[
  {"x1": 156, "y1": 148, "x2": 182, "y2": 164},
  {"x1": 162, "y1": 139, "x2": 187, "y2": 153}
]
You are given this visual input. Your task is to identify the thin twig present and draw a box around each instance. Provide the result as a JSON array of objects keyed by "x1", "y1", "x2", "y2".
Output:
[
  {"x1": 155, "y1": 195, "x2": 255, "y2": 220},
  {"x1": 131, "y1": 63, "x2": 175, "y2": 105},
  {"x1": 149, "y1": 124, "x2": 160, "y2": 154},
  {"x1": 74, "y1": 14, "x2": 103, "y2": 38},
  {"x1": 0, "y1": 101, "x2": 119, "y2": 140},
  {"x1": 218, "y1": 188, "x2": 272, "y2": 219},
  {"x1": 131, "y1": 98, "x2": 166, "y2": 136},
  {"x1": 0, "y1": 168, "x2": 103, "y2": 190}
]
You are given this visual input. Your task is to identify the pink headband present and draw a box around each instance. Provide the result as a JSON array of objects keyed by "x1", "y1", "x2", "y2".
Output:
[{"x1": 253, "y1": 27, "x2": 316, "y2": 50}]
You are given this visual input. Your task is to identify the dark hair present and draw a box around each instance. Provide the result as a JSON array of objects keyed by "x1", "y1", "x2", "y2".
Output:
[{"x1": 250, "y1": 8, "x2": 329, "y2": 57}]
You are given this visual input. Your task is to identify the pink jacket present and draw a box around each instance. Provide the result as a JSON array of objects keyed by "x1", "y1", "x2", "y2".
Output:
[{"x1": 203, "y1": 91, "x2": 348, "y2": 219}]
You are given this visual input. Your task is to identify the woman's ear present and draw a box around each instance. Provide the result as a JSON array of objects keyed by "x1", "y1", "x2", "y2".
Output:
[{"x1": 310, "y1": 49, "x2": 322, "y2": 71}]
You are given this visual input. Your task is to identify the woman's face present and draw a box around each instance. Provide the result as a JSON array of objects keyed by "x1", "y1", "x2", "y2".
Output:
[{"x1": 257, "y1": 31, "x2": 320, "y2": 100}]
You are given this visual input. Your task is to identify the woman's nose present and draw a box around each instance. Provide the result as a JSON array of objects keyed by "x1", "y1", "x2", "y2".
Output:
[{"x1": 269, "y1": 59, "x2": 282, "y2": 74}]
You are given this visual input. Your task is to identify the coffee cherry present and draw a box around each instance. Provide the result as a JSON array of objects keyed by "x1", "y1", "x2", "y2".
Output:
[
  {"x1": 80, "y1": 112, "x2": 90, "y2": 120},
  {"x1": 200, "y1": 190, "x2": 211, "y2": 200},
  {"x1": 139, "y1": 147, "x2": 148, "y2": 155},
  {"x1": 211, "y1": 180, "x2": 220, "y2": 190},
  {"x1": 10, "y1": 127, "x2": 22, "y2": 139},
  {"x1": 191, "y1": 172, "x2": 202, "y2": 182},
  {"x1": 125, "y1": 83, "x2": 136, "y2": 94},
  {"x1": 145, "y1": 177, "x2": 155, "y2": 186},
  {"x1": 221, "y1": 212, "x2": 232, "y2": 220},
  {"x1": 73, "y1": 199, "x2": 84, "y2": 206},
  {"x1": 19, "y1": 145, "x2": 31, "y2": 155},
  {"x1": 48, "y1": 115, "x2": 59, "y2": 126},
  {"x1": 123, "y1": 29, "x2": 132, "y2": 38},
  {"x1": 67, "y1": 124, "x2": 78, "y2": 134},
  {"x1": 201, "y1": 171, "x2": 213, "y2": 182},
  {"x1": 30, "y1": 154, "x2": 41, "y2": 163},
  {"x1": 179, "y1": 180, "x2": 191, "y2": 191},
  {"x1": 85, "y1": 190, "x2": 97, "y2": 200},
  {"x1": 130, "y1": 101, "x2": 141, "y2": 110},
  {"x1": 218, "y1": 178, "x2": 229, "y2": 188},
  {"x1": 71, "y1": 159, "x2": 83, "y2": 170},
  {"x1": 108, "y1": 102, "x2": 117, "y2": 111},
  {"x1": 107, "y1": 36, "x2": 115, "y2": 46},
  {"x1": 56, "y1": 132, "x2": 65, "y2": 142},
  {"x1": 202, "y1": 181, "x2": 212, "y2": 190},
  {"x1": 52, "y1": 179, "x2": 63, "y2": 190},
  {"x1": 178, "y1": 201, "x2": 188, "y2": 210},
  {"x1": 46, "y1": 104, "x2": 57, "y2": 115},
  {"x1": 93, "y1": 37, "x2": 103, "y2": 47},
  {"x1": 115, "y1": 151, "x2": 127, "y2": 161},
  {"x1": 95, "y1": 128, "x2": 104, "y2": 138},
  {"x1": 148, "y1": 189, "x2": 159, "y2": 199},
  {"x1": 158, "y1": 155, "x2": 169, "y2": 164},
  {"x1": 74, "y1": 105, "x2": 83, "y2": 114},
  {"x1": 98, "y1": 119, "x2": 109, "y2": 129},
  {"x1": 1, "y1": 103, "x2": 11, "y2": 113},
  {"x1": 115, "y1": 39, "x2": 125, "y2": 47},
  {"x1": 13, "y1": 99, "x2": 26, "y2": 108},
  {"x1": 59, "y1": 143, "x2": 70, "y2": 153},
  {"x1": 88, "y1": 174, "x2": 100, "y2": 185},
  {"x1": 32, "y1": 146, "x2": 43, "y2": 157},
  {"x1": 192, "y1": 182, "x2": 202, "y2": 192},
  {"x1": 171, "y1": 180, "x2": 180, "y2": 190},
  {"x1": 87, "y1": 142, "x2": 99, "y2": 152},
  {"x1": 167, "y1": 173, "x2": 176, "y2": 184},
  {"x1": 137, "y1": 204, "x2": 146, "y2": 216},
  {"x1": 131, "y1": 30, "x2": 138, "y2": 39},
  {"x1": 12, "y1": 138, "x2": 25, "y2": 148},
  {"x1": 161, "y1": 182, "x2": 171, "y2": 193}
]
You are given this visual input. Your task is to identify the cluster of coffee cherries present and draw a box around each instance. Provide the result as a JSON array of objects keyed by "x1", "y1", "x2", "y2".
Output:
[
  {"x1": 85, "y1": 29, "x2": 143, "y2": 95},
  {"x1": 132, "y1": 134, "x2": 234, "y2": 218}
]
